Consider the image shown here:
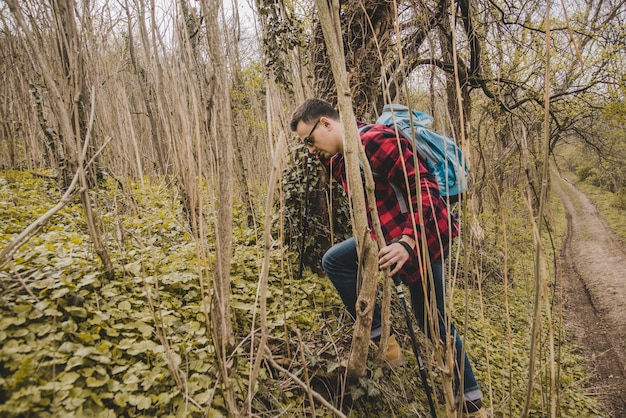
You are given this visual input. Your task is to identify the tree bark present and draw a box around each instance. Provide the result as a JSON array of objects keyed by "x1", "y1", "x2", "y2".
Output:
[
  {"x1": 313, "y1": 0, "x2": 394, "y2": 117},
  {"x1": 201, "y1": 0, "x2": 235, "y2": 347},
  {"x1": 199, "y1": 0, "x2": 236, "y2": 411},
  {"x1": 217, "y1": 0, "x2": 257, "y2": 228},
  {"x1": 245, "y1": 132, "x2": 286, "y2": 415},
  {"x1": 51, "y1": 0, "x2": 93, "y2": 190},
  {"x1": 315, "y1": 0, "x2": 385, "y2": 381},
  {"x1": 124, "y1": 0, "x2": 167, "y2": 176}
]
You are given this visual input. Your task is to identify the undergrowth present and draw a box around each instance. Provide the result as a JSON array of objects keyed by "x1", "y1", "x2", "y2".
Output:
[{"x1": 0, "y1": 171, "x2": 604, "y2": 417}]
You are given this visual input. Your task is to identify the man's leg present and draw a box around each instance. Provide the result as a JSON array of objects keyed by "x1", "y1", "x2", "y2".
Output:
[
  {"x1": 407, "y1": 259, "x2": 482, "y2": 409},
  {"x1": 321, "y1": 237, "x2": 382, "y2": 338}
]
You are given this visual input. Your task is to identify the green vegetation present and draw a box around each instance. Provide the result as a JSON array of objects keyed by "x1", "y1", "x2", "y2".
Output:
[{"x1": 0, "y1": 171, "x2": 605, "y2": 417}]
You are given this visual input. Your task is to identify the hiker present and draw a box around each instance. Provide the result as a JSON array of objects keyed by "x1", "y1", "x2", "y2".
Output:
[{"x1": 290, "y1": 98, "x2": 485, "y2": 416}]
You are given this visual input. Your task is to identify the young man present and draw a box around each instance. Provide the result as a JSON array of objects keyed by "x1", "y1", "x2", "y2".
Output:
[{"x1": 290, "y1": 98, "x2": 485, "y2": 416}]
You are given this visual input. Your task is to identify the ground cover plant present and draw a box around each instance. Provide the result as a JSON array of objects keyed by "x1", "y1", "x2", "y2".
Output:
[{"x1": 0, "y1": 170, "x2": 605, "y2": 417}]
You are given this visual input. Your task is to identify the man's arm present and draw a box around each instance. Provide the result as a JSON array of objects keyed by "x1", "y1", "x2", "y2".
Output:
[{"x1": 365, "y1": 129, "x2": 420, "y2": 276}]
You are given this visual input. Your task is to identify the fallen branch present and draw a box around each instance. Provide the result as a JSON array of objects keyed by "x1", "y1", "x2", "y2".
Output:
[
  {"x1": 0, "y1": 90, "x2": 112, "y2": 271},
  {"x1": 0, "y1": 169, "x2": 83, "y2": 268},
  {"x1": 31, "y1": 172, "x2": 58, "y2": 180},
  {"x1": 264, "y1": 346, "x2": 348, "y2": 418}
]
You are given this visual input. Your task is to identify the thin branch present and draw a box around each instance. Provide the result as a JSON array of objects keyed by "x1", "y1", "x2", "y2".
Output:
[{"x1": 245, "y1": 131, "x2": 287, "y2": 413}]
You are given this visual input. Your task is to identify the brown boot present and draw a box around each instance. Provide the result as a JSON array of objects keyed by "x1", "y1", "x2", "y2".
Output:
[{"x1": 384, "y1": 335, "x2": 405, "y2": 368}]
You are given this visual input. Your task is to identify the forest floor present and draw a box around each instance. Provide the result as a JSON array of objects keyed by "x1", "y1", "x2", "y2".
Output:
[{"x1": 554, "y1": 174, "x2": 626, "y2": 417}]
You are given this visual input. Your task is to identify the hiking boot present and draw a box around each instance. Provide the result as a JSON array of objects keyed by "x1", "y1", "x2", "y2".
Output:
[
  {"x1": 384, "y1": 335, "x2": 405, "y2": 368},
  {"x1": 463, "y1": 398, "x2": 487, "y2": 417}
]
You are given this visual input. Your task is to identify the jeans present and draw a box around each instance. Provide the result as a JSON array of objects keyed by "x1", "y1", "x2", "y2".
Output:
[{"x1": 322, "y1": 237, "x2": 481, "y2": 400}]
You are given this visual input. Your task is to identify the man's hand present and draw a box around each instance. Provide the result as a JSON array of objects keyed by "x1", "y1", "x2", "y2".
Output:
[{"x1": 378, "y1": 236, "x2": 415, "y2": 276}]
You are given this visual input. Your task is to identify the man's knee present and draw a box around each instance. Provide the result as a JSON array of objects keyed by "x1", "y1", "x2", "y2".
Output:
[
  {"x1": 321, "y1": 242, "x2": 346, "y2": 272},
  {"x1": 321, "y1": 249, "x2": 333, "y2": 273}
]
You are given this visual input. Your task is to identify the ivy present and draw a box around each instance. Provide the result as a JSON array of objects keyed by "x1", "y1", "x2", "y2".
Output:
[{"x1": 281, "y1": 149, "x2": 351, "y2": 274}]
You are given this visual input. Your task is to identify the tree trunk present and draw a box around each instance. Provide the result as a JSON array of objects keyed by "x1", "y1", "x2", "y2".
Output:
[
  {"x1": 52, "y1": 0, "x2": 94, "y2": 190},
  {"x1": 124, "y1": 0, "x2": 167, "y2": 176},
  {"x1": 53, "y1": 0, "x2": 114, "y2": 279},
  {"x1": 313, "y1": 0, "x2": 394, "y2": 117},
  {"x1": 216, "y1": 0, "x2": 257, "y2": 228},
  {"x1": 201, "y1": 0, "x2": 235, "y2": 348},
  {"x1": 233, "y1": 123, "x2": 256, "y2": 227},
  {"x1": 199, "y1": 0, "x2": 236, "y2": 410},
  {"x1": 315, "y1": 0, "x2": 384, "y2": 381}
]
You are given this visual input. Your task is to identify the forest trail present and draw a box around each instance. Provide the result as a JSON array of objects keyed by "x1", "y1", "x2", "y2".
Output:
[{"x1": 554, "y1": 174, "x2": 626, "y2": 417}]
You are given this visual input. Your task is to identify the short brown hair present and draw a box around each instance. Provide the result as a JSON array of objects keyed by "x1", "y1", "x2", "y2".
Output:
[{"x1": 289, "y1": 99, "x2": 340, "y2": 132}]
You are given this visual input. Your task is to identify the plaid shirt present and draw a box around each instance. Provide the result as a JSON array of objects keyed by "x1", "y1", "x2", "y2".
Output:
[{"x1": 322, "y1": 123, "x2": 458, "y2": 282}]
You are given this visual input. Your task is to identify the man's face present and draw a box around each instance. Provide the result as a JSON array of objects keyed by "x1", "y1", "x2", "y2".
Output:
[{"x1": 296, "y1": 117, "x2": 342, "y2": 158}]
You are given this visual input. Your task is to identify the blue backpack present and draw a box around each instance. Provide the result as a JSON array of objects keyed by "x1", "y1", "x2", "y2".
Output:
[{"x1": 360, "y1": 104, "x2": 469, "y2": 205}]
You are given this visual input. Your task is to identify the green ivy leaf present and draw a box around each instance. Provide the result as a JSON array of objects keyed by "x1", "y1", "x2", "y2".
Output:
[
  {"x1": 231, "y1": 300, "x2": 254, "y2": 311},
  {"x1": 131, "y1": 320, "x2": 154, "y2": 338},
  {"x1": 114, "y1": 391, "x2": 129, "y2": 407},
  {"x1": 75, "y1": 346, "x2": 99, "y2": 358},
  {"x1": 86, "y1": 374, "x2": 109, "y2": 388},
  {"x1": 128, "y1": 394, "x2": 152, "y2": 410},
  {"x1": 62, "y1": 320, "x2": 78, "y2": 333},
  {"x1": 50, "y1": 287, "x2": 70, "y2": 300},
  {"x1": 66, "y1": 306, "x2": 88, "y2": 318},
  {"x1": 122, "y1": 372, "x2": 140, "y2": 385},
  {"x1": 117, "y1": 338, "x2": 136, "y2": 350},
  {"x1": 127, "y1": 340, "x2": 158, "y2": 355},
  {"x1": 60, "y1": 371, "x2": 81, "y2": 385},
  {"x1": 118, "y1": 300, "x2": 132, "y2": 311},
  {"x1": 77, "y1": 332, "x2": 99, "y2": 343},
  {"x1": 12, "y1": 328, "x2": 29, "y2": 338},
  {"x1": 66, "y1": 356, "x2": 85, "y2": 370}
]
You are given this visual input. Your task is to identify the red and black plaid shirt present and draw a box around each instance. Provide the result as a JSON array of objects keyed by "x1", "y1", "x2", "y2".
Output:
[{"x1": 322, "y1": 123, "x2": 458, "y2": 282}]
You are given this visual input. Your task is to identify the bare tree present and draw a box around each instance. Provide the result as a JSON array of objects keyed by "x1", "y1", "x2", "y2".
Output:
[
  {"x1": 198, "y1": 0, "x2": 237, "y2": 411},
  {"x1": 315, "y1": 0, "x2": 393, "y2": 381},
  {"x1": 6, "y1": 0, "x2": 114, "y2": 280}
]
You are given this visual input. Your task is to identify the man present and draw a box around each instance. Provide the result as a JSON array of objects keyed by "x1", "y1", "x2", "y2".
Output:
[{"x1": 290, "y1": 98, "x2": 485, "y2": 416}]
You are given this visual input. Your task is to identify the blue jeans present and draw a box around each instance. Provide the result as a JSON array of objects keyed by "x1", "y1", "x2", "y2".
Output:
[{"x1": 322, "y1": 237, "x2": 481, "y2": 400}]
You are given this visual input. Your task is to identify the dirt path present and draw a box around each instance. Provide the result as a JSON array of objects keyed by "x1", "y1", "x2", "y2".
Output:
[{"x1": 554, "y1": 174, "x2": 626, "y2": 417}]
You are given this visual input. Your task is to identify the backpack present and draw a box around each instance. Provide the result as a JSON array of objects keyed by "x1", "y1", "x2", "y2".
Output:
[{"x1": 359, "y1": 104, "x2": 469, "y2": 206}]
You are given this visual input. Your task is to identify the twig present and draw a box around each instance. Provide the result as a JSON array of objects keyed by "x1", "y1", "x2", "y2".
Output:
[
  {"x1": 13, "y1": 269, "x2": 41, "y2": 305},
  {"x1": 143, "y1": 275, "x2": 202, "y2": 411},
  {"x1": 296, "y1": 329, "x2": 316, "y2": 416},
  {"x1": 245, "y1": 131, "x2": 287, "y2": 415}
]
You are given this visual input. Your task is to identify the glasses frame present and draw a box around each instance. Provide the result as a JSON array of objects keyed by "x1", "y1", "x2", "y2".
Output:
[{"x1": 303, "y1": 119, "x2": 320, "y2": 146}]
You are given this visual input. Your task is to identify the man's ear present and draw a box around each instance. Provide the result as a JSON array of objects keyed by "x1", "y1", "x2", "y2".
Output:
[{"x1": 319, "y1": 116, "x2": 332, "y2": 129}]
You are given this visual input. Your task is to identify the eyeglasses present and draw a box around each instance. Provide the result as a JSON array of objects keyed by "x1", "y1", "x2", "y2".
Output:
[{"x1": 303, "y1": 120, "x2": 320, "y2": 146}]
